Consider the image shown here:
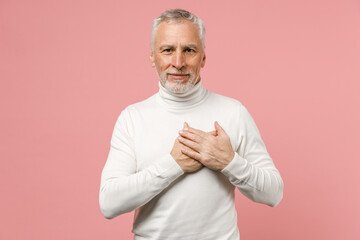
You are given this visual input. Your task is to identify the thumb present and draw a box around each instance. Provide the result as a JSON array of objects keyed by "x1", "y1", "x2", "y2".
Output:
[
  {"x1": 214, "y1": 121, "x2": 225, "y2": 135},
  {"x1": 208, "y1": 130, "x2": 218, "y2": 136},
  {"x1": 183, "y1": 122, "x2": 189, "y2": 130}
]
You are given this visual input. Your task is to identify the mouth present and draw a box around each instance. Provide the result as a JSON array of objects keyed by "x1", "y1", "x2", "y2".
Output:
[{"x1": 168, "y1": 73, "x2": 189, "y2": 81}]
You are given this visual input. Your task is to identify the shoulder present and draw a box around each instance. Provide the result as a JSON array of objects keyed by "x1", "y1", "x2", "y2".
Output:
[
  {"x1": 206, "y1": 90, "x2": 256, "y2": 124},
  {"x1": 119, "y1": 94, "x2": 157, "y2": 116},
  {"x1": 112, "y1": 94, "x2": 157, "y2": 134},
  {"x1": 207, "y1": 90, "x2": 244, "y2": 110}
]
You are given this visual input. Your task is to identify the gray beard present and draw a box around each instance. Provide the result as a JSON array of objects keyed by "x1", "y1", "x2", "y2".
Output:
[{"x1": 159, "y1": 74, "x2": 198, "y2": 94}]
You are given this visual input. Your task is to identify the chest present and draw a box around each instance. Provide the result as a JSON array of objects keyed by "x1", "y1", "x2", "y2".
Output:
[{"x1": 132, "y1": 107, "x2": 240, "y2": 171}]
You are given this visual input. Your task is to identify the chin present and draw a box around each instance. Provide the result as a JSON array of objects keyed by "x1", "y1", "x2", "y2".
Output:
[
  {"x1": 158, "y1": 73, "x2": 199, "y2": 94},
  {"x1": 165, "y1": 81, "x2": 194, "y2": 94}
]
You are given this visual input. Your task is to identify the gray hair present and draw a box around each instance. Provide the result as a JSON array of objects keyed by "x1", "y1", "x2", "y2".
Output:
[{"x1": 151, "y1": 9, "x2": 206, "y2": 51}]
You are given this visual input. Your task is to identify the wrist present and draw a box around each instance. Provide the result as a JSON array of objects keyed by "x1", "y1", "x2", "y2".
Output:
[{"x1": 222, "y1": 151, "x2": 235, "y2": 170}]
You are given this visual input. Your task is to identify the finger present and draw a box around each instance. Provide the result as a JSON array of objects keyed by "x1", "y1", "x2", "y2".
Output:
[
  {"x1": 179, "y1": 130, "x2": 200, "y2": 143},
  {"x1": 184, "y1": 123, "x2": 215, "y2": 138},
  {"x1": 178, "y1": 136, "x2": 201, "y2": 151},
  {"x1": 181, "y1": 148, "x2": 202, "y2": 161},
  {"x1": 184, "y1": 122, "x2": 189, "y2": 130},
  {"x1": 179, "y1": 142, "x2": 192, "y2": 151},
  {"x1": 214, "y1": 121, "x2": 227, "y2": 136},
  {"x1": 207, "y1": 130, "x2": 218, "y2": 136},
  {"x1": 186, "y1": 126, "x2": 207, "y2": 137}
]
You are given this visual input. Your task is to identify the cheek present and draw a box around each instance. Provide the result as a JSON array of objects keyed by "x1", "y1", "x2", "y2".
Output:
[
  {"x1": 189, "y1": 62, "x2": 202, "y2": 73},
  {"x1": 156, "y1": 58, "x2": 171, "y2": 71},
  {"x1": 187, "y1": 57, "x2": 203, "y2": 71}
]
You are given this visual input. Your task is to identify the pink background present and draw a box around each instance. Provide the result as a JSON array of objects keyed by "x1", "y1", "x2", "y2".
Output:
[{"x1": 1, "y1": 0, "x2": 359, "y2": 239}]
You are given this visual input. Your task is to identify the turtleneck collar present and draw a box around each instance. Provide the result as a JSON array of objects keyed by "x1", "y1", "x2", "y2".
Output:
[{"x1": 156, "y1": 79, "x2": 209, "y2": 111}]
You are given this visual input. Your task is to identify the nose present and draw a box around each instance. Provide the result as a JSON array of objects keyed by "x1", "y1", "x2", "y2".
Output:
[{"x1": 171, "y1": 50, "x2": 185, "y2": 69}]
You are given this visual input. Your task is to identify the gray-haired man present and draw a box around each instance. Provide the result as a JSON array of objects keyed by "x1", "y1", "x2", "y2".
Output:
[{"x1": 99, "y1": 9, "x2": 283, "y2": 240}]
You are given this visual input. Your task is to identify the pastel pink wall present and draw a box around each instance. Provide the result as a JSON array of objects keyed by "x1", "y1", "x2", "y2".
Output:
[{"x1": 1, "y1": 0, "x2": 359, "y2": 239}]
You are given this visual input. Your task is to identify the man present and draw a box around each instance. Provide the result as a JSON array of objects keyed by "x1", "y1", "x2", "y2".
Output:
[{"x1": 99, "y1": 9, "x2": 283, "y2": 240}]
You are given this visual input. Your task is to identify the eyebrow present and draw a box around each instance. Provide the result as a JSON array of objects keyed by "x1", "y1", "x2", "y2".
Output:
[
  {"x1": 185, "y1": 44, "x2": 198, "y2": 50},
  {"x1": 159, "y1": 44, "x2": 199, "y2": 50},
  {"x1": 159, "y1": 45, "x2": 174, "y2": 50}
]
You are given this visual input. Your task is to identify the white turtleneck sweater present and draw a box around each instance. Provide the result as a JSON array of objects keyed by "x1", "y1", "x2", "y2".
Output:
[{"x1": 99, "y1": 81, "x2": 283, "y2": 240}]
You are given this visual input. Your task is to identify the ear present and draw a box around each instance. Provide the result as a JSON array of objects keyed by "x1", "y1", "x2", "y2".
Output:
[
  {"x1": 201, "y1": 52, "x2": 206, "y2": 68},
  {"x1": 149, "y1": 49, "x2": 155, "y2": 68}
]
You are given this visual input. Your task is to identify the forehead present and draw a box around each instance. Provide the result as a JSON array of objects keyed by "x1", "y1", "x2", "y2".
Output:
[{"x1": 154, "y1": 20, "x2": 201, "y2": 46}]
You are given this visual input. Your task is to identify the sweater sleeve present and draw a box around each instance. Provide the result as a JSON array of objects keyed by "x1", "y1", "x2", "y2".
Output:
[
  {"x1": 99, "y1": 108, "x2": 184, "y2": 219},
  {"x1": 221, "y1": 105, "x2": 284, "y2": 207}
]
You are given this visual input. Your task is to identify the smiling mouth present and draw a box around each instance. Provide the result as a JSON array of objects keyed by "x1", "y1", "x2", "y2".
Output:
[{"x1": 168, "y1": 73, "x2": 189, "y2": 81}]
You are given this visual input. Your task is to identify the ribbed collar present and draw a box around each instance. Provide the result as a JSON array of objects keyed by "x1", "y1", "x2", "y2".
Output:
[{"x1": 156, "y1": 80, "x2": 209, "y2": 111}]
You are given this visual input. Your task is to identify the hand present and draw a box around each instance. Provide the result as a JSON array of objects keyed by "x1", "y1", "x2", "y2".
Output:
[
  {"x1": 178, "y1": 122, "x2": 235, "y2": 171},
  {"x1": 170, "y1": 124, "x2": 203, "y2": 173}
]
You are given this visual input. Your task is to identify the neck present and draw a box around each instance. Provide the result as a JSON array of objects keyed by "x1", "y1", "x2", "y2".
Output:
[{"x1": 156, "y1": 79, "x2": 208, "y2": 111}]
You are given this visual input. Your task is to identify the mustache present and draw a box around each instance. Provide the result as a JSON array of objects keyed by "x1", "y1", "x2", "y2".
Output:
[{"x1": 166, "y1": 70, "x2": 191, "y2": 75}]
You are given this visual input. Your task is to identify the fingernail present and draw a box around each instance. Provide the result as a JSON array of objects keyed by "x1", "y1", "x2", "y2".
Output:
[{"x1": 179, "y1": 130, "x2": 183, "y2": 134}]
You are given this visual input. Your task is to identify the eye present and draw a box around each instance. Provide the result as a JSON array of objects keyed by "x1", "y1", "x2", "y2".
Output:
[
  {"x1": 162, "y1": 49, "x2": 172, "y2": 53},
  {"x1": 185, "y1": 48, "x2": 195, "y2": 53}
]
